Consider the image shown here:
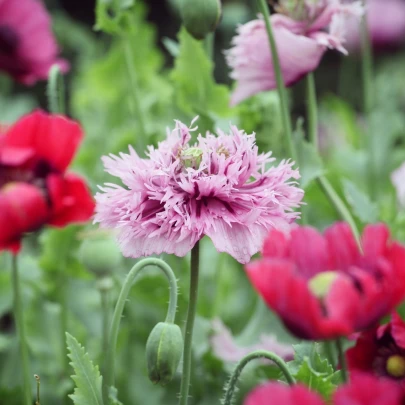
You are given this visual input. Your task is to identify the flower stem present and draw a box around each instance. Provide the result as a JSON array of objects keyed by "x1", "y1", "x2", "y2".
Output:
[
  {"x1": 179, "y1": 241, "x2": 200, "y2": 405},
  {"x1": 336, "y1": 338, "x2": 348, "y2": 383},
  {"x1": 123, "y1": 38, "x2": 147, "y2": 151},
  {"x1": 256, "y1": 0, "x2": 297, "y2": 162},
  {"x1": 47, "y1": 64, "x2": 66, "y2": 114},
  {"x1": 34, "y1": 374, "x2": 41, "y2": 405},
  {"x1": 305, "y1": 73, "x2": 362, "y2": 249},
  {"x1": 11, "y1": 255, "x2": 32, "y2": 405},
  {"x1": 102, "y1": 258, "x2": 178, "y2": 403},
  {"x1": 360, "y1": 0, "x2": 373, "y2": 115},
  {"x1": 306, "y1": 73, "x2": 318, "y2": 149},
  {"x1": 222, "y1": 350, "x2": 295, "y2": 405}
]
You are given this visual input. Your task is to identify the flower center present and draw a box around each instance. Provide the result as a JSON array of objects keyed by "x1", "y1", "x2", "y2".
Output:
[
  {"x1": 308, "y1": 271, "x2": 338, "y2": 299},
  {"x1": 180, "y1": 147, "x2": 203, "y2": 169},
  {"x1": 0, "y1": 25, "x2": 19, "y2": 55},
  {"x1": 386, "y1": 355, "x2": 405, "y2": 378}
]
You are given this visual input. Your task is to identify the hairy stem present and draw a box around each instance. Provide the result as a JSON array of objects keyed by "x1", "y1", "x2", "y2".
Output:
[
  {"x1": 223, "y1": 350, "x2": 295, "y2": 405},
  {"x1": 256, "y1": 0, "x2": 297, "y2": 162},
  {"x1": 179, "y1": 242, "x2": 200, "y2": 405},
  {"x1": 47, "y1": 64, "x2": 66, "y2": 114},
  {"x1": 11, "y1": 255, "x2": 32, "y2": 405},
  {"x1": 102, "y1": 258, "x2": 178, "y2": 403}
]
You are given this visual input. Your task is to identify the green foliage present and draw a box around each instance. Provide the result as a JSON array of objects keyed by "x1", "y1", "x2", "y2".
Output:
[
  {"x1": 171, "y1": 28, "x2": 232, "y2": 132},
  {"x1": 66, "y1": 333, "x2": 104, "y2": 405},
  {"x1": 288, "y1": 343, "x2": 340, "y2": 400},
  {"x1": 342, "y1": 179, "x2": 379, "y2": 224},
  {"x1": 295, "y1": 120, "x2": 325, "y2": 189}
]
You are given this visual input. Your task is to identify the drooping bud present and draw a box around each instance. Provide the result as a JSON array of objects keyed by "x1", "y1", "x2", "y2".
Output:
[
  {"x1": 79, "y1": 233, "x2": 122, "y2": 277},
  {"x1": 146, "y1": 322, "x2": 183, "y2": 386},
  {"x1": 181, "y1": 0, "x2": 222, "y2": 40},
  {"x1": 308, "y1": 271, "x2": 338, "y2": 299}
]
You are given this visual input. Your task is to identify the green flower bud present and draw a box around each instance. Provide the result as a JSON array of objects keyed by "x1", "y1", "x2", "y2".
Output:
[
  {"x1": 146, "y1": 322, "x2": 183, "y2": 386},
  {"x1": 79, "y1": 235, "x2": 122, "y2": 277},
  {"x1": 181, "y1": 0, "x2": 222, "y2": 40}
]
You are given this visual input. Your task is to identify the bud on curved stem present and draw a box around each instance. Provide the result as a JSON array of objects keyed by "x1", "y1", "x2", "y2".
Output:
[
  {"x1": 222, "y1": 350, "x2": 295, "y2": 405},
  {"x1": 102, "y1": 258, "x2": 179, "y2": 404},
  {"x1": 146, "y1": 322, "x2": 183, "y2": 385},
  {"x1": 181, "y1": 0, "x2": 222, "y2": 40}
]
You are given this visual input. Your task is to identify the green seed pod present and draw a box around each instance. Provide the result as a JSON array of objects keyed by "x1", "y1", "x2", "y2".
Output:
[
  {"x1": 181, "y1": 0, "x2": 222, "y2": 40},
  {"x1": 146, "y1": 322, "x2": 183, "y2": 386},
  {"x1": 79, "y1": 235, "x2": 122, "y2": 277}
]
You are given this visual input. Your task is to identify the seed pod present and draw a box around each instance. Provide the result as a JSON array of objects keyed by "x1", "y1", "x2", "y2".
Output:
[
  {"x1": 181, "y1": 0, "x2": 222, "y2": 40},
  {"x1": 146, "y1": 322, "x2": 183, "y2": 386},
  {"x1": 79, "y1": 236, "x2": 121, "y2": 277}
]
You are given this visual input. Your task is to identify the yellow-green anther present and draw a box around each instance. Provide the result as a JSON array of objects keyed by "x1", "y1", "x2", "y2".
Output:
[{"x1": 308, "y1": 271, "x2": 338, "y2": 299}]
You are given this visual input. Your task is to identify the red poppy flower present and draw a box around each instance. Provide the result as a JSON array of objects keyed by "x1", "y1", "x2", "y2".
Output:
[
  {"x1": 244, "y1": 373, "x2": 402, "y2": 405},
  {"x1": 0, "y1": 0, "x2": 68, "y2": 84},
  {"x1": 245, "y1": 223, "x2": 405, "y2": 340},
  {"x1": 0, "y1": 110, "x2": 94, "y2": 253},
  {"x1": 347, "y1": 313, "x2": 405, "y2": 394}
]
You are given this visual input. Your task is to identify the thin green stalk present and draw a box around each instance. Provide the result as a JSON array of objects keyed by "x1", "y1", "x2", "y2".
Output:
[
  {"x1": 100, "y1": 288, "x2": 109, "y2": 359},
  {"x1": 336, "y1": 338, "x2": 348, "y2": 383},
  {"x1": 305, "y1": 73, "x2": 362, "y2": 249},
  {"x1": 306, "y1": 73, "x2": 318, "y2": 149},
  {"x1": 11, "y1": 255, "x2": 32, "y2": 405},
  {"x1": 102, "y1": 258, "x2": 178, "y2": 403},
  {"x1": 123, "y1": 38, "x2": 147, "y2": 151},
  {"x1": 179, "y1": 242, "x2": 200, "y2": 405},
  {"x1": 256, "y1": 0, "x2": 297, "y2": 162},
  {"x1": 222, "y1": 350, "x2": 295, "y2": 405},
  {"x1": 35, "y1": 374, "x2": 41, "y2": 405},
  {"x1": 360, "y1": 0, "x2": 373, "y2": 115},
  {"x1": 323, "y1": 340, "x2": 335, "y2": 369},
  {"x1": 47, "y1": 65, "x2": 65, "y2": 114}
]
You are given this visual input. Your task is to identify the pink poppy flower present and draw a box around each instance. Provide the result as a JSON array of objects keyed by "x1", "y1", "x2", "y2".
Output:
[
  {"x1": 391, "y1": 162, "x2": 405, "y2": 209},
  {"x1": 94, "y1": 119, "x2": 303, "y2": 264},
  {"x1": 210, "y1": 318, "x2": 293, "y2": 363},
  {"x1": 0, "y1": 0, "x2": 69, "y2": 85},
  {"x1": 226, "y1": 0, "x2": 363, "y2": 105},
  {"x1": 345, "y1": 0, "x2": 405, "y2": 51}
]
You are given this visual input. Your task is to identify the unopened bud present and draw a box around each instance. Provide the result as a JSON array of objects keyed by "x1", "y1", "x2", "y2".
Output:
[
  {"x1": 146, "y1": 322, "x2": 183, "y2": 386},
  {"x1": 181, "y1": 0, "x2": 222, "y2": 40},
  {"x1": 79, "y1": 235, "x2": 121, "y2": 277}
]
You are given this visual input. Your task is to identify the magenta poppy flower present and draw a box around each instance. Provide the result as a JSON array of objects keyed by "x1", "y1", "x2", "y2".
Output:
[
  {"x1": 226, "y1": 0, "x2": 363, "y2": 105},
  {"x1": 0, "y1": 110, "x2": 95, "y2": 252},
  {"x1": 244, "y1": 374, "x2": 402, "y2": 405},
  {"x1": 347, "y1": 313, "x2": 405, "y2": 395},
  {"x1": 245, "y1": 223, "x2": 405, "y2": 340},
  {"x1": 392, "y1": 162, "x2": 405, "y2": 209},
  {"x1": 94, "y1": 119, "x2": 303, "y2": 263},
  {"x1": 0, "y1": 0, "x2": 69, "y2": 85},
  {"x1": 245, "y1": 383, "x2": 324, "y2": 405},
  {"x1": 345, "y1": 0, "x2": 405, "y2": 51}
]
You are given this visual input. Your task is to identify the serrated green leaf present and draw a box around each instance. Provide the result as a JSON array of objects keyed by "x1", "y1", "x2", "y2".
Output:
[
  {"x1": 294, "y1": 358, "x2": 337, "y2": 399},
  {"x1": 287, "y1": 343, "x2": 339, "y2": 400},
  {"x1": 294, "y1": 120, "x2": 325, "y2": 189},
  {"x1": 170, "y1": 28, "x2": 232, "y2": 129},
  {"x1": 108, "y1": 386, "x2": 123, "y2": 405},
  {"x1": 66, "y1": 333, "x2": 104, "y2": 405},
  {"x1": 342, "y1": 179, "x2": 379, "y2": 223}
]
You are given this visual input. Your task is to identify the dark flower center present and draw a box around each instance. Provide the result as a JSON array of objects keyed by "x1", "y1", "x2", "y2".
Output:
[{"x1": 0, "y1": 25, "x2": 19, "y2": 55}]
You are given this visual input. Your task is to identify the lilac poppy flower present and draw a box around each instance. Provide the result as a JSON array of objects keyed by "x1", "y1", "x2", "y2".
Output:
[
  {"x1": 226, "y1": 0, "x2": 363, "y2": 105},
  {"x1": 94, "y1": 119, "x2": 303, "y2": 264}
]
